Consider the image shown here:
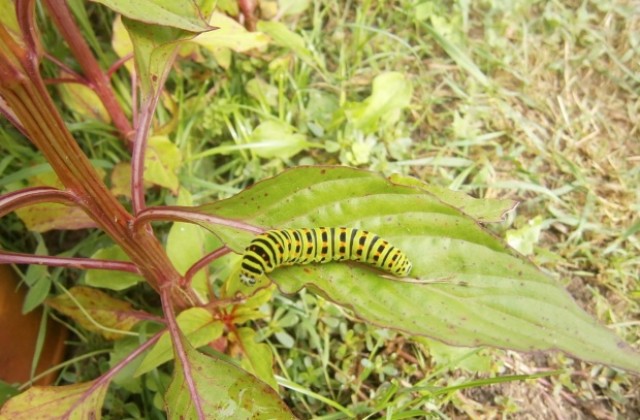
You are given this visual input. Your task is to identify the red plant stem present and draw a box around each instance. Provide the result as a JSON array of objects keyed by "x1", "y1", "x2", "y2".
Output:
[
  {"x1": 238, "y1": 0, "x2": 257, "y2": 31},
  {"x1": 107, "y1": 53, "x2": 133, "y2": 78},
  {"x1": 42, "y1": 0, "x2": 133, "y2": 142},
  {"x1": 160, "y1": 286, "x2": 206, "y2": 419},
  {"x1": 183, "y1": 246, "x2": 231, "y2": 287},
  {"x1": 130, "y1": 102, "x2": 154, "y2": 213},
  {"x1": 43, "y1": 51, "x2": 87, "y2": 82},
  {"x1": 1, "y1": 1, "x2": 194, "y2": 309},
  {"x1": 0, "y1": 187, "x2": 79, "y2": 218},
  {"x1": 134, "y1": 206, "x2": 264, "y2": 234},
  {"x1": 0, "y1": 250, "x2": 140, "y2": 274}
]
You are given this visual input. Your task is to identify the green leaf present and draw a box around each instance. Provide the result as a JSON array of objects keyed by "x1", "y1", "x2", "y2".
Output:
[
  {"x1": 248, "y1": 120, "x2": 309, "y2": 159},
  {"x1": 189, "y1": 166, "x2": 640, "y2": 373},
  {"x1": 47, "y1": 286, "x2": 142, "y2": 340},
  {"x1": 166, "y1": 190, "x2": 208, "y2": 297},
  {"x1": 122, "y1": 18, "x2": 202, "y2": 102},
  {"x1": 85, "y1": 245, "x2": 144, "y2": 291},
  {"x1": 389, "y1": 173, "x2": 518, "y2": 223},
  {"x1": 92, "y1": 0, "x2": 212, "y2": 32},
  {"x1": 256, "y1": 20, "x2": 321, "y2": 70},
  {"x1": 144, "y1": 135, "x2": 182, "y2": 193},
  {"x1": 136, "y1": 308, "x2": 223, "y2": 376},
  {"x1": 506, "y1": 215, "x2": 545, "y2": 255},
  {"x1": 235, "y1": 328, "x2": 278, "y2": 390},
  {"x1": 0, "y1": 380, "x2": 109, "y2": 419},
  {"x1": 192, "y1": 12, "x2": 269, "y2": 53},
  {"x1": 164, "y1": 338, "x2": 294, "y2": 419},
  {"x1": 22, "y1": 239, "x2": 50, "y2": 313},
  {"x1": 345, "y1": 72, "x2": 413, "y2": 133},
  {"x1": 58, "y1": 80, "x2": 111, "y2": 123}
]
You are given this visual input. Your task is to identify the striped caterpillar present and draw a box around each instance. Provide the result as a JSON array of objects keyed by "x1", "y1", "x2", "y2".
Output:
[{"x1": 239, "y1": 227, "x2": 412, "y2": 286}]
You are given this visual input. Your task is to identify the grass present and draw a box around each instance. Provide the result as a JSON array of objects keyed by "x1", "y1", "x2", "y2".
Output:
[{"x1": 1, "y1": 0, "x2": 638, "y2": 418}]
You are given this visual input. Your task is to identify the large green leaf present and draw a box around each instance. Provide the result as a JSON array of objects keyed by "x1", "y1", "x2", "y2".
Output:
[{"x1": 184, "y1": 166, "x2": 640, "y2": 373}]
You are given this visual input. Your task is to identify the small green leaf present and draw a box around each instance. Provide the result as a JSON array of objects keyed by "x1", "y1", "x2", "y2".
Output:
[
  {"x1": 47, "y1": 286, "x2": 143, "y2": 339},
  {"x1": 109, "y1": 161, "x2": 132, "y2": 198},
  {"x1": 58, "y1": 80, "x2": 111, "y2": 123},
  {"x1": 144, "y1": 135, "x2": 182, "y2": 193},
  {"x1": 257, "y1": 20, "x2": 321, "y2": 70},
  {"x1": 136, "y1": 308, "x2": 223, "y2": 376},
  {"x1": 164, "y1": 338, "x2": 294, "y2": 419},
  {"x1": 235, "y1": 328, "x2": 278, "y2": 390},
  {"x1": 92, "y1": 0, "x2": 212, "y2": 32},
  {"x1": 111, "y1": 15, "x2": 135, "y2": 74},
  {"x1": 0, "y1": 380, "x2": 109, "y2": 419},
  {"x1": 246, "y1": 78, "x2": 278, "y2": 107},
  {"x1": 346, "y1": 72, "x2": 413, "y2": 133},
  {"x1": 506, "y1": 216, "x2": 546, "y2": 255},
  {"x1": 85, "y1": 245, "x2": 144, "y2": 291},
  {"x1": 23, "y1": 276, "x2": 51, "y2": 314},
  {"x1": 248, "y1": 120, "x2": 309, "y2": 159},
  {"x1": 166, "y1": 190, "x2": 208, "y2": 298}
]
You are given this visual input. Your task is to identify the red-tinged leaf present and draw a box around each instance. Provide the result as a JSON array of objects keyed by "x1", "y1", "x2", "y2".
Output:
[
  {"x1": 0, "y1": 380, "x2": 109, "y2": 419},
  {"x1": 164, "y1": 338, "x2": 294, "y2": 419},
  {"x1": 47, "y1": 286, "x2": 144, "y2": 340}
]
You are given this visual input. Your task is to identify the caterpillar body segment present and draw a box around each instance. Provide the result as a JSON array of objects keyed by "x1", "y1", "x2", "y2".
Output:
[{"x1": 239, "y1": 227, "x2": 412, "y2": 286}]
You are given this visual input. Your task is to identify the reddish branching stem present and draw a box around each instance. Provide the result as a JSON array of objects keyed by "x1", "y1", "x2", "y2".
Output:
[
  {"x1": 183, "y1": 246, "x2": 232, "y2": 287},
  {"x1": 134, "y1": 206, "x2": 264, "y2": 234},
  {"x1": 0, "y1": 250, "x2": 140, "y2": 274}
]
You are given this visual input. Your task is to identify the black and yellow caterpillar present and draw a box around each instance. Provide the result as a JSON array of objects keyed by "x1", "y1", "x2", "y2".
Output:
[{"x1": 239, "y1": 227, "x2": 412, "y2": 285}]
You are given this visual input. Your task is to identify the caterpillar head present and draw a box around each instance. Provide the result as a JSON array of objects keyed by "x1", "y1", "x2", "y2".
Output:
[{"x1": 239, "y1": 271, "x2": 258, "y2": 286}]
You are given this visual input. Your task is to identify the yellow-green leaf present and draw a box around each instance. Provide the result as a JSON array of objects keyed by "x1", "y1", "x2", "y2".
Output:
[
  {"x1": 235, "y1": 328, "x2": 278, "y2": 390},
  {"x1": 0, "y1": 380, "x2": 109, "y2": 419},
  {"x1": 248, "y1": 120, "x2": 309, "y2": 159},
  {"x1": 346, "y1": 72, "x2": 413, "y2": 133},
  {"x1": 47, "y1": 286, "x2": 143, "y2": 340},
  {"x1": 14, "y1": 170, "x2": 96, "y2": 232},
  {"x1": 58, "y1": 80, "x2": 111, "y2": 123},
  {"x1": 144, "y1": 135, "x2": 182, "y2": 193},
  {"x1": 192, "y1": 12, "x2": 269, "y2": 53}
]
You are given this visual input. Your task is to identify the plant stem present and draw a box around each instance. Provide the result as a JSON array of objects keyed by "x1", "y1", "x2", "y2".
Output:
[
  {"x1": 0, "y1": 2, "x2": 194, "y2": 309},
  {"x1": 42, "y1": 0, "x2": 133, "y2": 142},
  {"x1": 0, "y1": 250, "x2": 140, "y2": 274}
]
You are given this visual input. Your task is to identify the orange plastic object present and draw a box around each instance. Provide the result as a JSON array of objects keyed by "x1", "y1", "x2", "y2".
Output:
[{"x1": 0, "y1": 265, "x2": 67, "y2": 386}]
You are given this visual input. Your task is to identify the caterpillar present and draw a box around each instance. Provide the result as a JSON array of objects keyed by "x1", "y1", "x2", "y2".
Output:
[{"x1": 239, "y1": 227, "x2": 412, "y2": 286}]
